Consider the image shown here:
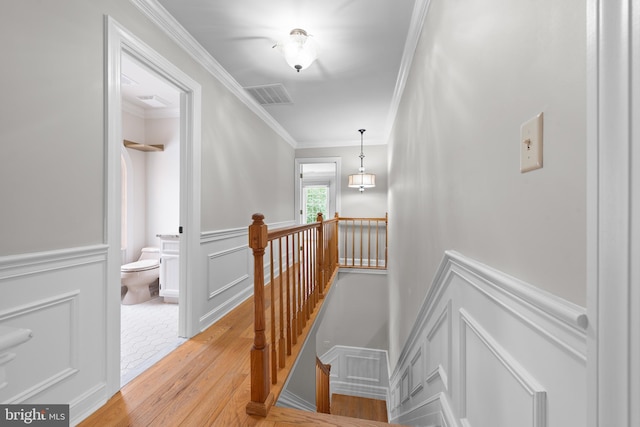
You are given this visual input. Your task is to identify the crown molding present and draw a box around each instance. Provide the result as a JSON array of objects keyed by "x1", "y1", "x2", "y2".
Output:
[
  {"x1": 385, "y1": 0, "x2": 431, "y2": 140},
  {"x1": 295, "y1": 137, "x2": 388, "y2": 150},
  {"x1": 128, "y1": 0, "x2": 298, "y2": 149}
]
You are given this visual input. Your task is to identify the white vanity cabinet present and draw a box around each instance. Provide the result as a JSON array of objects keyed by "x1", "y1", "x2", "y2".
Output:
[{"x1": 157, "y1": 234, "x2": 179, "y2": 303}]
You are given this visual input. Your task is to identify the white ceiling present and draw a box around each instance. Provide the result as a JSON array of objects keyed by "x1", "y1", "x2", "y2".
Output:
[
  {"x1": 147, "y1": 0, "x2": 418, "y2": 148},
  {"x1": 122, "y1": 0, "x2": 423, "y2": 148}
]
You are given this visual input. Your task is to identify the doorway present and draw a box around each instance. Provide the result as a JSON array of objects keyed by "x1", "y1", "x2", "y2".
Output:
[
  {"x1": 106, "y1": 16, "x2": 202, "y2": 395},
  {"x1": 295, "y1": 158, "x2": 341, "y2": 224},
  {"x1": 119, "y1": 53, "x2": 186, "y2": 384}
]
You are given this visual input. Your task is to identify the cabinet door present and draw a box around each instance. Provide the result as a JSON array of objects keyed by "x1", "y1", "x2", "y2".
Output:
[{"x1": 159, "y1": 254, "x2": 180, "y2": 300}]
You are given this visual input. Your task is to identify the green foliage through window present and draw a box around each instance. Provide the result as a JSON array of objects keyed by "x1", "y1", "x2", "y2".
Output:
[{"x1": 304, "y1": 186, "x2": 329, "y2": 224}]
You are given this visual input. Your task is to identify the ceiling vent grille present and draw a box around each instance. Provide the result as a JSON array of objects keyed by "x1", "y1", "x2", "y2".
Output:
[{"x1": 245, "y1": 84, "x2": 293, "y2": 105}]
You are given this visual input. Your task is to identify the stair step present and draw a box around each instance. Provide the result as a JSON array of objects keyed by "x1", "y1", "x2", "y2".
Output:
[{"x1": 331, "y1": 393, "x2": 389, "y2": 423}]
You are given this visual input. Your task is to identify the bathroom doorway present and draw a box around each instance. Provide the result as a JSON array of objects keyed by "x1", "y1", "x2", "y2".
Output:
[
  {"x1": 106, "y1": 17, "x2": 202, "y2": 396},
  {"x1": 118, "y1": 53, "x2": 187, "y2": 385}
]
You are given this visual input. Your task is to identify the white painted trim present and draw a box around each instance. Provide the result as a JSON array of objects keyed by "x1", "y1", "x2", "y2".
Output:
[
  {"x1": 294, "y1": 157, "x2": 342, "y2": 225},
  {"x1": 447, "y1": 251, "x2": 588, "y2": 331},
  {"x1": 0, "y1": 291, "x2": 81, "y2": 404},
  {"x1": 459, "y1": 309, "x2": 547, "y2": 427},
  {"x1": 277, "y1": 388, "x2": 316, "y2": 412},
  {"x1": 105, "y1": 16, "x2": 202, "y2": 399},
  {"x1": 384, "y1": 0, "x2": 431, "y2": 142},
  {"x1": 128, "y1": 0, "x2": 297, "y2": 148},
  {"x1": 0, "y1": 245, "x2": 108, "y2": 278},
  {"x1": 200, "y1": 220, "x2": 296, "y2": 244},
  {"x1": 295, "y1": 138, "x2": 388, "y2": 150},
  {"x1": 389, "y1": 251, "x2": 587, "y2": 426},
  {"x1": 586, "y1": 0, "x2": 640, "y2": 426},
  {"x1": 198, "y1": 284, "x2": 253, "y2": 332},
  {"x1": 206, "y1": 244, "x2": 250, "y2": 300},
  {"x1": 392, "y1": 251, "x2": 588, "y2": 381},
  {"x1": 69, "y1": 383, "x2": 107, "y2": 426}
]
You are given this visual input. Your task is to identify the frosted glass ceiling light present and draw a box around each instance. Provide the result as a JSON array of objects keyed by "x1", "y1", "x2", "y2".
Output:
[
  {"x1": 275, "y1": 28, "x2": 318, "y2": 73},
  {"x1": 348, "y1": 129, "x2": 376, "y2": 193}
]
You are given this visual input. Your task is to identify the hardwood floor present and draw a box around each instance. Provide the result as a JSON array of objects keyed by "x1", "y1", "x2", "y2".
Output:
[
  {"x1": 331, "y1": 394, "x2": 389, "y2": 423},
  {"x1": 80, "y1": 279, "x2": 404, "y2": 426}
]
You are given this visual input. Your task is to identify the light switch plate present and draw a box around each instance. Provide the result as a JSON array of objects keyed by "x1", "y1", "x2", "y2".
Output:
[{"x1": 520, "y1": 112, "x2": 543, "y2": 173}]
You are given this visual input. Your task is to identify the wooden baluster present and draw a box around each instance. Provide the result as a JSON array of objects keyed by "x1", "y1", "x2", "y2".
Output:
[
  {"x1": 360, "y1": 219, "x2": 363, "y2": 267},
  {"x1": 269, "y1": 241, "x2": 277, "y2": 384},
  {"x1": 385, "y1": 213, "x2": 388, "y2": 268},
  {"x1": 307, "y1": 227, "x2": 312, "y2": 319},
  {"x1": 351, "y1": 220, "x2": 355, "y2": 267},
  {"x1": 375, "y1": 220, "x2": 380, "y2": 268},
  {"x1": 316, "y1": 213, "x2": 324, "y2": 300},
  {"x1": 297, "y1": 231, "x2": 304, "y2": 333},
  {"x1": 335, "y1": 213, "x2": 340, "y2": 269},
  {"x1": 278, "y1": 238, "x2": 285, "y2": 369},
  {"x1": 285, "y1": 235, "x2": 292, "y2": 355},
  {"x1": 367, "y1": 220, "x2": 371, "y2": 267},
  {"x1": 302, "y1": 230, "x2": 309, "y2": 328},
  {"x1": 291, "y1": 233, "x2": 298, "y2": 344},
  {"x1": 246, "y1": 214, "x2": 274, "y2": 417}
]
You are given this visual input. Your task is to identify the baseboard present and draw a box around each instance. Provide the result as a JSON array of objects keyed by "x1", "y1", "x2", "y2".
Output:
[{"x1": 276, "y1": 388, "x2": 316, "y2": 412}]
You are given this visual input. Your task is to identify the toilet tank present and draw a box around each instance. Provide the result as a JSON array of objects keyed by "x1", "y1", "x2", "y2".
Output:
[{"x1": 139, "y1": 247, "x2": 160, "y2": 261}]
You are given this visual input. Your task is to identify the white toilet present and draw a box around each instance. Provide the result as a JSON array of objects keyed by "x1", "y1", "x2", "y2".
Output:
[{"x1": 121, "y1": 247, "x2": 160, "y2": 305}]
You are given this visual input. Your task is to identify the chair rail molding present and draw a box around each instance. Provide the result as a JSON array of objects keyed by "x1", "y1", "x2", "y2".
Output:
[{"x1": 389, "y1": 251, "x2": 587, "y2": 427}]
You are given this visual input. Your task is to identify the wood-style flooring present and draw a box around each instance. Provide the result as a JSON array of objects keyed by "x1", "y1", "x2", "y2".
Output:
[
  {"x1": 79, "y1": 279, "x2": 404, "y2": 426},
  {"x1": 331, "y1": 394, "x2": 389, "y2": 423}
]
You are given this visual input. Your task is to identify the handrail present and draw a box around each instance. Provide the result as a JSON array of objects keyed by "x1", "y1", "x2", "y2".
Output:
[
  {"x1": 246, "y1": 212, "x2": 386, "y2": 417},
  {"x1": 337, "y1": 213, "x2": 388, "y2": 269}
]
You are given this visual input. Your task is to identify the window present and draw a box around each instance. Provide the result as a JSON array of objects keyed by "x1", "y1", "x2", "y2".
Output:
[{"x1": 303, "y1": 185, "x2": 329, "y2": 224}]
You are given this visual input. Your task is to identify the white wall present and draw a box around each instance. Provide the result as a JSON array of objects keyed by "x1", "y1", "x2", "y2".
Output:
[
  {"x1": 389, "y1": 252, "x2": 587, "y2": 427},
  {"x1": 316, "y1": 271, "x2": 389, "y2": 354},
  {"x1": 145, "y1": 116, "x2": 180, "y2": 248},
  {"x1": 121, "y1": 113, "x2": 180, "y2": 263},
  {"x1": 387, "y1": 0, "x2": 586, "y2": 373},
  {"x1": 296, "y1": 145, "x2": 388, "y2": 218},
  {"x1": 0, "y1": 0, "x2": 295, "y2": 423}
]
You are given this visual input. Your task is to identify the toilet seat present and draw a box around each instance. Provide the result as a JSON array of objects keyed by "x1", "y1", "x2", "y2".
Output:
[{"x1": 121, "y1": 259, "x2": 159, "y2": 273}]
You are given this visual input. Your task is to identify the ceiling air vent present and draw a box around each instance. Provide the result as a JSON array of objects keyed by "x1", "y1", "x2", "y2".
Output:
[{"x1": 245, "y1": 84, "x2": 293, "y2": 105}]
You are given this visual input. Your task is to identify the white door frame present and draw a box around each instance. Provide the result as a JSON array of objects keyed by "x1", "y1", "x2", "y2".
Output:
[
  {"x1": 105, "y1": 16, "x2": 202, "y2": 396},
  {"x1": 294, "y1": 157, "x2": 341, "y2": 224},
  {"x1": 586, "y1": 0, "x2": 640, "y2": 425}
]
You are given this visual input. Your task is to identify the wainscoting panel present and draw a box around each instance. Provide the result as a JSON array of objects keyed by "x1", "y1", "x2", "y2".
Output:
[
  {"x1": 0, "y1": 245, "x2": 108, "y2": 423},
  {"x1": 199, "y1": 220, "x2": 295, "y2": 331},
  {"x1": 320, "y1": 346, "x2": 390, "y2": 401},
  {"x1": 460, "y1": 310, "x2": 546, "y2": 427},
  {"x1": 389, "y1": 251, "x2": 587, "y2": 427},
  {"x1": 207, "y1": 244, "x2": 250, "y2": 300}
]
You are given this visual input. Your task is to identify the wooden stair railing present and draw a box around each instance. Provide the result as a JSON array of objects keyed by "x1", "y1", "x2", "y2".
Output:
[
  {"x1": 337, "y1": 213, "x2": 388, "y2": 269},
  {"x1": 315, "y1": 357, "x2": 331, "y2": 414},
  {"x1": 246, "y1": 212, "x2": 386, "y2": 417},
  {"x1": 246, "y1": 213, "x2": 338, "y2": 417}
]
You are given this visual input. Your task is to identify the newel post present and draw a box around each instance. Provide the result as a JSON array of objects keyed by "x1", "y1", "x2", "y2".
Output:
[
  {"x1": 246, "y1": 213, "x2": 274, "y2": 416},
  {"x1": 316, "y1": 213, "x2": 325, "y2": 298}
]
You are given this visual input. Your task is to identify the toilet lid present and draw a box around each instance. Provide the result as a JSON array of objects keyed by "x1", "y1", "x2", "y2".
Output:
[{"x1": 121, "y1": 259, "x2": 159, "y2": 272}]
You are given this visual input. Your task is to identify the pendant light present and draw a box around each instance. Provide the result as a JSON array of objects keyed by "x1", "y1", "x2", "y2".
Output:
[{"x1": 348, "y1": 129, "x2": 376, "y2": 192}]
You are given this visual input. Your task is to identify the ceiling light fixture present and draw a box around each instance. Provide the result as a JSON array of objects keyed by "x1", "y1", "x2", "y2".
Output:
[
  {"x1": 348, "y1": 129, "x2": 376, "y2": 193},
  {"x1": 275, "y1": 28, "x2": 318, "y2": 73}
]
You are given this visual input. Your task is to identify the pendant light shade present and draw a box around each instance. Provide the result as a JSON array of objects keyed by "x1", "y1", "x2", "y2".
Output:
[{"x1": 348, "y1": 129, "x2": 376, "y2": 192}]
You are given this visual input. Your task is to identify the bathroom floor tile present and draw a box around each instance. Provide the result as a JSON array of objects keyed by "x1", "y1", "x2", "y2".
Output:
[{"x1": 120, "y1": 297, "x2": 186, "y2": 385}]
